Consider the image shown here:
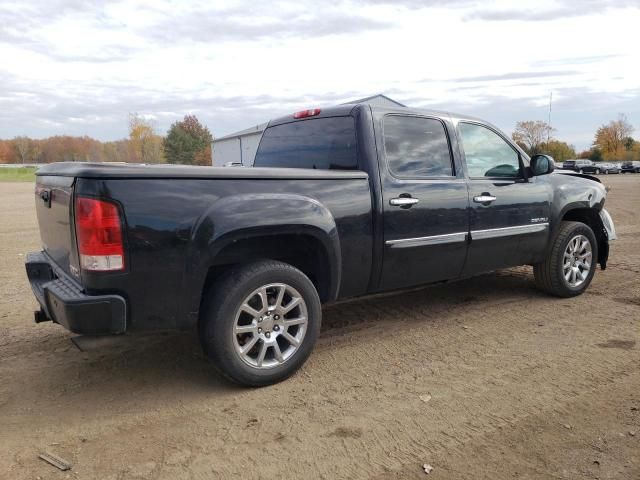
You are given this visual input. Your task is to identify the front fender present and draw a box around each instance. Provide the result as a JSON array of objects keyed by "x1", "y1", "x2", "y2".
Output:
[
  {"x1": 548, "y1": 174, "x2": 611, "y2": 268},
  {"x1": 183, "y1": 193, "x2": 341, "y2": 322},
  {"x1": 549, "y1": 175, "x2": 607, "y2": 236}
]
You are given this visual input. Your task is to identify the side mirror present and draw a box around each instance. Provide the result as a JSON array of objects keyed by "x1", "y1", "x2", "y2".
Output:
[{"x1": 530, "y1": 154, "x2": 555, "y2": 176}]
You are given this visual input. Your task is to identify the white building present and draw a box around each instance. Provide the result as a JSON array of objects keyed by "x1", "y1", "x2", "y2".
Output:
[{"x1": 211, "y1": 94, "x2": 406, "y2": 166}]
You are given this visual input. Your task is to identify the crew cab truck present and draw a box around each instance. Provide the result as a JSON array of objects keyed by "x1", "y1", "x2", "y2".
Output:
[{"x1": 26, "y1": 104, "x2": 617, "y2": 386}]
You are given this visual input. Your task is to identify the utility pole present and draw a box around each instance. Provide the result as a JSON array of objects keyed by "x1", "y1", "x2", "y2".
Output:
[{"x1": 547, "y1": 91, "x2": 552, "y2": 144}]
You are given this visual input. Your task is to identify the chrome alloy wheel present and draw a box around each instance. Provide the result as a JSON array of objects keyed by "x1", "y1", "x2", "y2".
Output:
[
  {"x1": 563, "y1": 234, "x2": 592, "y2": 287},
  {"x1": 232, "y1": 283, "x2": 308, "y2": 369}
]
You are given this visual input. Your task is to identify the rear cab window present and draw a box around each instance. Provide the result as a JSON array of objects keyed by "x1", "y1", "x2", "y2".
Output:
[{"x1": 254, "y1": 117, "x2": 358, "y2": 170}]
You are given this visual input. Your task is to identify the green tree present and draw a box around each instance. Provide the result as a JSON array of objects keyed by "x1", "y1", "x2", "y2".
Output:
[
  {"x1": 589, "y1": 147, "x2": 603, "y2": 162},
  {"x1": 540, "y1": 140, "x2": 576, "y2": 162},
  {"x1": 164, "y1": 115, "x2": 213, "y2": 165},
  {"x1": 622, "y1": 136, "x2": 636, "y2": 153}
]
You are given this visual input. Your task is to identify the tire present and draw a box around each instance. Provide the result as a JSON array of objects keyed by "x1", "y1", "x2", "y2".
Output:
[
  {"x1": 534, "y1": 221, "x2": 598, "y2": 298},
  {"x1": 200, "y1": 260, "x2": 322, "y2": 387},
  {"x1": 595, "y1": 168, "x2": 600, "y2": 174},
  {"x1": 605, "y1": 170, "x2": 609, "y2": 174},
  {"x1": 579, "y1": 169, "x2": 584, "y2": 174}
]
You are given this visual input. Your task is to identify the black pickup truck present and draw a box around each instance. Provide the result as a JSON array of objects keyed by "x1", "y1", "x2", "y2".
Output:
[{"x1": 26, "y1": 104, "x2": 617, "y2": 386}]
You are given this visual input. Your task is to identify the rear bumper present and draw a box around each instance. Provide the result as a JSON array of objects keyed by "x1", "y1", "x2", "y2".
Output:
[{"x1": 25, "y1": 251, "x2": 126, "y2": 335}]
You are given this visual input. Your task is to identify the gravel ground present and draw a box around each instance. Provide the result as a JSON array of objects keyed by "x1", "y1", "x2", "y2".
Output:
[{"x1": 1, "y1": 175, "x2": 638, "y2": 479}]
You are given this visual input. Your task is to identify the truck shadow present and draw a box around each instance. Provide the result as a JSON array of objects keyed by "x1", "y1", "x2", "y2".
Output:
[
  {"x1": 11, "y1": 268, "x2": 544, "y2": 405},
  {"x1": 77, "y1": 269, "x2": 540, "y2": 380},
  {"x1": 322, "y1": 267, "x2": 542, "y2": 334}
]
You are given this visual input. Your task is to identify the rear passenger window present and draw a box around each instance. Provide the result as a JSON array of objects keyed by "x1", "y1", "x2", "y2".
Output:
[
  {"x1": 254, "y1": 117, "x2": 357, "y2": 170},
  {"x1": 383, "y1": 116, "x2": 454, "y2": 177}
]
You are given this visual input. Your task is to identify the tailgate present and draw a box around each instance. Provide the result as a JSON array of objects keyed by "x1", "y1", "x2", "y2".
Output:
[{"x1": 35, "y1": 175, "x2": 80, "y2": 279}]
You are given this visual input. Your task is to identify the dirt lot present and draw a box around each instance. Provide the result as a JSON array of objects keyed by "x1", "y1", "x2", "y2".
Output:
[{"x1": 1, "y1": 175, "x2": 638, "y2": 480}]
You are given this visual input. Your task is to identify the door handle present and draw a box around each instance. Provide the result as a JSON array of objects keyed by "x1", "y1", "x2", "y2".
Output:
[
  {"x1": 473, "y1": 195, "x2": 497, "y2": 204},
  {"x1": 390, "y1": 197, "x2": 420, "y2": 207}
]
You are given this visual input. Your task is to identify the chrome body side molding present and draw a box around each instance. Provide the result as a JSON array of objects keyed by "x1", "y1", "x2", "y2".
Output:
[
  {"x1": 386, "y1": 223, "x2": 550, "y2": 248},
  {"x1": 470, "y1": 223, "x2": 549, "y2": 240},
  {"x1": 385, "y1": 232, "x2": 467, "y2": 248}
]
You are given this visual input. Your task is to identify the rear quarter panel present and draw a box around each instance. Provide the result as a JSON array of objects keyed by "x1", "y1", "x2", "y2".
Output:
[{"x1": 75, "y1": 176, "x2": 373, "y2": 331}]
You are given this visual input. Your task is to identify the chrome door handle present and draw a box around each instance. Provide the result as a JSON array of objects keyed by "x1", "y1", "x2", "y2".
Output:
[
  {"x1": 390, "y1": 197, "x2": 420, "y2": 207},
  {"x1": 473, "y1": 195, "x2": 497, "y2": 204}
]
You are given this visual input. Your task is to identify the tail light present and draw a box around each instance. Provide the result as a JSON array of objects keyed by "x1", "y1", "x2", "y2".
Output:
[
  {"x1": 75, "y1": 196, "x2": 125, "y2": 271},
  {"x1": 293, "y1": 108, "x2": 321, "y2": 119}
]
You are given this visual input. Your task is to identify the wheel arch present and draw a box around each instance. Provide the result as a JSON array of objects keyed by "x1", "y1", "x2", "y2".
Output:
[
  {"x1": 180, "y1": 193, "x2": 341, "y2": 329},
  {"x1": 560, "y1": 207, "x2": 609, "y2": 269}
]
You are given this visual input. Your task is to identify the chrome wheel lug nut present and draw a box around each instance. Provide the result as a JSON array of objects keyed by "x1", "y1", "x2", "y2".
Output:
[
  {"x1": 257, "y1": 327, "x2": 262, "y2": 333},
  {"x1": 274, "y1": 325, "x2": 280, "y2": 331},
  {"x1": 274, "y1": 315, "x2": 280, "y2": 320},
  {"x1": 265, "y1": 332, "x2": 271, "y2": 338}
]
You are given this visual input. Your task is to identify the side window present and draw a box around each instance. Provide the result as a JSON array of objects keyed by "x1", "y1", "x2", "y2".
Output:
[
  {"x1": 458, "y1": 123, "x2": 521, "y2": 178},
  {"x1": 383, "y1": 116, "x2": 454, "y2": 177}
]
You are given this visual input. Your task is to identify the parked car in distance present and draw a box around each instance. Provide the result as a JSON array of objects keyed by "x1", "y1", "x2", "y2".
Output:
[
  {"x1": 599, "y1": 162, "x2": 621, "y2": 174},
  {"x1": 26, "y1": 104, "x2": 617, "y2": 386},
  {"x1": 621, "y1": 161, "x2": 640, "y2": 173},
  {"x1": 561, "y1": 159, "x2": 595, "y2": 173}
]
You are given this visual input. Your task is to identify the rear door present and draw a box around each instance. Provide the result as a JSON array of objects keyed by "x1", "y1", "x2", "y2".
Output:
[
  {"x1": 378, "y1": 114, "x2": 469, "y2": 290},
  {"x1": 456, "y1": 121, "x2": 550, "y2": 274},
  {"x1": 34, "y1": 175, "x2": 80, "y2": 278}
]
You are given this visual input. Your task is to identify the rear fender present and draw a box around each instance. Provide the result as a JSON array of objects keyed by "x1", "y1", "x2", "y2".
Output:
[{"x1": 183, "y1": 193, "x2": 341, "y2": 324}]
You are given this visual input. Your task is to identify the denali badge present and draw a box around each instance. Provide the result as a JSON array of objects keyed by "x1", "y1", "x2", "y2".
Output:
[{"x1": 531, "y1": 217, "x2": 548, "y2": 223}]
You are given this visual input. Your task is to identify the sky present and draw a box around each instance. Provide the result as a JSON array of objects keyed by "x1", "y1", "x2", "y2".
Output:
[{"x1": 1, "y1": 0, "x2": 639, "y2": 151}]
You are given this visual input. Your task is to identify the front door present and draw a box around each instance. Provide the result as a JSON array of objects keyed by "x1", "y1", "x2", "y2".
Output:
[
  {"x1": 379, "y1": 114, "x2": 470, "y2": 290},
  {"x1": 456, "y1": 121, "x2": 550, "y2": 275}
]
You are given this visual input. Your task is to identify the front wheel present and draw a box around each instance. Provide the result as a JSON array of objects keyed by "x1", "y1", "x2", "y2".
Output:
[
  {"x1": 534, "y1": 221, "x2": 597, "y2": 297},
  {"x1": 200, "y1": 260, "x2": 321, "y2": 387},
  {"x1": 595, "y1": 168, "x2": 600, "y2": 174},
  {"x1": 579, "y1": 169, "x2": 584, "y2": 174}
]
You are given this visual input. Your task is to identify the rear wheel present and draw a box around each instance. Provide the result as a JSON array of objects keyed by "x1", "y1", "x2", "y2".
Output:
[
  {"x1": 534, "y1": 221, "x2": 597, "y2": 297},
  {"x1": 200, "y1": 260, "x2": 321, "y2": 387},
  {"x1": 595, "y1": 168, "x2": 600, "y2": 174},
  {"x1": 579, "y1": 169, "x2": 584, "y2": 174}
]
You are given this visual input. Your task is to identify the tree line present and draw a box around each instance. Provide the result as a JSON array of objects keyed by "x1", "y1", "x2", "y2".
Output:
[
  {"x1": 512, "y1": 114, "x2": 639, "y2": 162},
  {"x1": 0, "y1": 114, "x2": 213, "y2": 165},
  {"x1": 2, "y1": 112, "x2": 637, "y2": 165}
]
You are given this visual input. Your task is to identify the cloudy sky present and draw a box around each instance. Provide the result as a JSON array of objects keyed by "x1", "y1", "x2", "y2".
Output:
[{"x1": 1, "y1": 0, "x2": 639, "y2": 150}]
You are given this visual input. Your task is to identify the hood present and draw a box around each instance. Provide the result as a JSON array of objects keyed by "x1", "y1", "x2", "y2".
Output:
[{"x1": 553, "y1": 170, "x2": 601, "y2": 184}]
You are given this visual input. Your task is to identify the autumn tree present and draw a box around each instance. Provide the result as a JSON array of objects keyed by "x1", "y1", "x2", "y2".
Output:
[
  {"x1": 512, "y1": 121, "x2": 555, "y2": 155},
  {"x1": 13, "y1": 136, "x2": 32, "y2": 163},
  {"x1": 128, "y1": 113, "x2": 165, "y2": 163},
  {"x1": 0, "y1": 140, "x2": 14, "y2": 163},
  {"x1": 102, "y1": 139, "x2": 130, "y2": 163},
  {"x1": 164, "y1": 115, "x2": 213, "y2": 165},
  {"x1": 593, "y1": 114, "x2": 634, "y2": 160}
]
